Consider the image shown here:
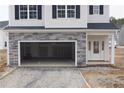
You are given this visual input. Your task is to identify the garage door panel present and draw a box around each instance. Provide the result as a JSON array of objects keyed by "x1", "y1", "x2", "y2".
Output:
[
  {"x1": 21, "y1": 45, "x2": 31, "y2": 59},
  {"x1": 53, "y1": 46, "x2": 72, "y2": 58},
  {"x1": 21, "y1": 42, "x2": 75, "y2": 60},
  {"x1": 39, "y1": 46, "x2": 49, "y2": 57}
]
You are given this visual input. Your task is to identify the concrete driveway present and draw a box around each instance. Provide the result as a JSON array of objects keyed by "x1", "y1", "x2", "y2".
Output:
[{"x1": 0, "y1": 67, "x2": 87, "y2": 88}]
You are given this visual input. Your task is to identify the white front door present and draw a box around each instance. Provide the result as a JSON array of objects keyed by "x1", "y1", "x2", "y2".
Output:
[{"x1": 88, "y1": 40, "x2": 105, "y2": 60}]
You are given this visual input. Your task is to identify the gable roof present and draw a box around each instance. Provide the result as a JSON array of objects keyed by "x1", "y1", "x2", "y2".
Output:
[{"x1": 0, "y1": 21, "x2": 8, "y2": 30}]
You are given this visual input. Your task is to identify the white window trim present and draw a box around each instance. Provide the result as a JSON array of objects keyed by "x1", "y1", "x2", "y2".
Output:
[
  {"x1": 56, "y1": 5, "x2": 76, "y2": 19},
  {"x1": 19, "y1": 5, "x2": 38, "y2": 20}
]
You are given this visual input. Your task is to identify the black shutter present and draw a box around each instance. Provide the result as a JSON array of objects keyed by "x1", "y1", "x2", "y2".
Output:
[
  {"x1": 15, "y1": 5, "x2": 19, "y2": 20},
  {"x1": 100, "y1": 5, "x2": 104, "y2": 15},
  {"x1": 89, "y1": 5, "x2": 93, "y2": 15},
  {"x1": 76, "y1": 5, "x2": 80, "y2": 18},
  {"x1": 38, "y1": 5, "x2": 42, "y2": 19},
  {"x1": 52, "y1": 5, "x2": 57, "y2": 19}
]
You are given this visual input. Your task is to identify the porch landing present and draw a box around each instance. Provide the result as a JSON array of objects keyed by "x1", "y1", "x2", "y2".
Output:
[{"x1": 87, "y1": 61, "x2": 111, "y2": 65}]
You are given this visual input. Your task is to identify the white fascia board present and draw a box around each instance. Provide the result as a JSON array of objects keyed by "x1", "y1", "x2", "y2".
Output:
[
  {"x1": 5, "y1": 29, "x2": 117, "y2": 33},
  {"x1": 86, "y1": 29, "x2": 117, "y2": 32},
  {"x1": 5, "y1": 29, "x2": 84, "y2": 33}
]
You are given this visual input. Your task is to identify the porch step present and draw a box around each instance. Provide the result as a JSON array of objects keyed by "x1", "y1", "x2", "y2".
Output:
[{"x1": 86, "y1": 64, "x2": 112, "y2": 67}]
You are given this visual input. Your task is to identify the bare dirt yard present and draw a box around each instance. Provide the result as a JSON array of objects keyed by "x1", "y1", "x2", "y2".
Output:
[
  {"x1": 0, "y1": 49, "x2": 7, "y2": 72},
  {"x1": 81, "y1": 48, "x2": 124, "y2": 88},
  {"x1": 0, "y1": 48, "x2": 124, "y2": 88},
  {"x1": 115, "y1": 48, "x2": 124, "y2": 68}
]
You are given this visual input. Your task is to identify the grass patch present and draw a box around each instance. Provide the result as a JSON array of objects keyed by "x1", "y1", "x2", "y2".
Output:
[{"x1": 0, "y1": 49, "x2": 7, "y2": 72}]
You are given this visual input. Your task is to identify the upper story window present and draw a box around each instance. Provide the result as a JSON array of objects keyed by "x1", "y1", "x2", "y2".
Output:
[
  {"x1": 55, "y1": 5, "x2": 78, "y2": 18},
  {"x1": 20, "y1": 5, "x2": 28, "y2": 19},
  {"x1": 93, "y1": 5, "x2": 100, "y2": 14},
  {"x1": 89, "y1": 5, "x2": 104, "y2": 15},
  {"x1": 57, "y1": 5, "x2": 65, "y2": 18},
  {"x1": 15, "y1": 5, "x2": 42, "y2": 20},
  {"x1": 29, "y1": 5, "x2": 37, "y2": 19},
  {"x1": 20, "y1": 5, "x2": 38, "y2": 19},
  {"x1": 67, "y1": 5, "x2": 76, "y2": 18}
]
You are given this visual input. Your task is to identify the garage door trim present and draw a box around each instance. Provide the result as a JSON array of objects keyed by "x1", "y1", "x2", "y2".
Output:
[{"x1": 18, "y1": 40, "x2": 77, "y2": 66}]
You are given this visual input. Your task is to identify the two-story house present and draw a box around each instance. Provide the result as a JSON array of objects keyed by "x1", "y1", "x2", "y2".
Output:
[{"x1": 4, "y1": 5, "x2": 118, "y2": 67}]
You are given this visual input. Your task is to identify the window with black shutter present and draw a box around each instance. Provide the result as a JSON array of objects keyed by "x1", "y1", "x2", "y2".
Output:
[
  {"x1": 76, "y1": 5, "x2": 80, "y2": 18},
  {"x1": 29, "y1": 5, "x2": 37, "y2": 19},
  {"x1": 38, "y1": 5, "x2": 42, "y2": 19},
  {"x1": 53, "y1": 5, "x2": 79, "y2": 19},
  {"x1": 89, "y1": 5, "x2": 93, "y2": 15},
  {"x1": 67, "y1": 5, "x2": 76, "y2": 18},
  {"x1": 20, "y1": 5, "x2": 28, "y2": 19},
  {"x1": 89, "y1": 5, "x2": 104, "y2": 15},
  {"x1": 15, "y1": 5, "x2": 19, "y2": 20},
  {"x1": 100, "y1": 5, "x2": 104, "y2": 15},
  {"x1": 16, "y1": 5, "x2": 42, "y2": 20},
  {"x1": 52, "y1": 5, "x2": 57, "y2": 19},
  {"x1": 57, "y1": 5, "x2": 65, "y2": 18},
  {"x1": 93, "y1": 5, "x2": 100, "y2": 14}
]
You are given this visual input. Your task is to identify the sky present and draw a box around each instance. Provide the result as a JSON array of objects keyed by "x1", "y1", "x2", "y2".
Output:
[{"x1": 0, "y1": 5, "x2": 124, "y2": 21}]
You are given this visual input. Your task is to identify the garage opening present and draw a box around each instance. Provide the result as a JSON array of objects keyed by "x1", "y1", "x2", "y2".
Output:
[{"x1": 19, "y1": 42, "x2": 76, "y2": 66}]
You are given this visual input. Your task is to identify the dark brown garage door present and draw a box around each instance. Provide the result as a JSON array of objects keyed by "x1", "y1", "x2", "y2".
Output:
[{"x1": 20, "y1": 42, "x2": 75, "y2": 61}]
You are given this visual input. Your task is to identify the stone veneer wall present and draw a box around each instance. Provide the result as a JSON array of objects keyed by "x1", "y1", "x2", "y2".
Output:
[{"x1": 9, "y1": 32, "x2": 86, "y2": 66}]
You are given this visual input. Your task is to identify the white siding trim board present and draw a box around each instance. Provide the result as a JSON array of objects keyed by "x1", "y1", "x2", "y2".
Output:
[
  {"x1": 86, "y1": 33, "x2": 88, "y2": 64},
  {"x1": 7, "y1": 32, "x2": 10, "y2": 66}
]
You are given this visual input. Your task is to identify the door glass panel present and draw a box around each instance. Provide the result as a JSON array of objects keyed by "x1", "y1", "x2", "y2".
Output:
[
  {"x1": 102, "y1": 41, "x2": 104, "y2": 50},
  {"x1": 93, "y1": 41, "x2": 99, "y2": 53},
  {"x1": 88, "y1": 41, "x2": 91, "y2": 50}
]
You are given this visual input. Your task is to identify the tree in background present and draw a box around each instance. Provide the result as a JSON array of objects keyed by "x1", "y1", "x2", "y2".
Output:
[
  {"x1": 110, "y1": 16, "x2": 117, "y2": 24},
  {"x1": 110, "y1": 16, "x2": 124, "y2": 26},
  {"x1": 117, "y1": 18, "x2": 124, "y2": 25}
]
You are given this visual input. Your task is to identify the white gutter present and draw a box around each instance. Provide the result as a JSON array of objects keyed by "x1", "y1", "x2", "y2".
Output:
[{"x1": 5, "y1": 29, "x2": 117, "y2": 33}]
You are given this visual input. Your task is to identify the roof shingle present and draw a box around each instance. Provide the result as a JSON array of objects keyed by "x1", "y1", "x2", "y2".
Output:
[
  {"x1": 87, "y1": 23, "x2": 118, "y2": 29},
  {"x1": 0, "y1": 21, "x2": 8, "y2": 29}
]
